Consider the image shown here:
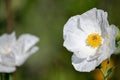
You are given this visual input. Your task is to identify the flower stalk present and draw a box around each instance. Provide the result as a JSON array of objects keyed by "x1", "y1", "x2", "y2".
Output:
[
  {"x1": 98, "y1": 57, "x2": 114, "y2": 80},
  {"x1": 0, "y1": 73, "x2": 12, "y2": 80},
  {"x1": 99, "y1": 66, "x2": 108, "y2": 80},
  {"x1": 4, "y1": 0, "x2": 14, "y2": 33}
]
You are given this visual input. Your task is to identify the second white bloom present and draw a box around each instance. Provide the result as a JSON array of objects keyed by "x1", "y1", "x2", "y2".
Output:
[{"x1": 0, "y1": 32, "x2": 39, "y2": 73}]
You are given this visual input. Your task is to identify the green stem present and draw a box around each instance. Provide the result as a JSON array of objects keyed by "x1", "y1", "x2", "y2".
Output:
[
  {"x1": 100, "y1": 68, "x2": 105, "y2": 76},
  {"x1": 0, "y1": 73, "x2": 5, "y2": 80},
  {"x1": 0, "y1": 73, "x2": 1, "y2": 80},
  {"x1": 6, "y1": 73, "x2": 13, "y2": 80},
  {"x1": 1, "y1": 73, "x2": 5, "y2": 80},
  {"x1": 104, "y1": 75, "x2": 108, "y2": 80},
  {"x1": 99, "y1": 57, "x2": 111, "y2": 80},
  {"x1": 99, "y1": 68, "x2": 107, "y2": 80},
  {"x1": 104, "y1": 57, "x2": 110, "y2": 80},
  {"x1": 0, "y1": 73, "x2": 12, "y2": 80},
  {"x1": 4, "y1": 0, "x2": 14, "y2": 33},
  {"x1": 5, "y1": 73, "x2": 9, "y2": 80},
  {"x1": 9, "y1": 74, "x2": 13, "y2": 80},
  {"x1": 0, "y1": 73, "x2": 2, "y2": 80},
  {"x1": 105, "y1": 78, "x2": 107, "y2": 80}
]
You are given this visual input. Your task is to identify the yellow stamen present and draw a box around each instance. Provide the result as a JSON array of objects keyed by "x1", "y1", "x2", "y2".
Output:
[{"x1": 86, "y1": 33, "x2": 102, "y2": 48}]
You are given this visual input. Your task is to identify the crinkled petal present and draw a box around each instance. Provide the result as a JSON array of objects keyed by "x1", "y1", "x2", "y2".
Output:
[
  {"x1": 15, "y1": 46, "x2": 39, "y2": 66},
  {"x1": 97, "y1": 25, "x2": 118, "y2": 66},
  {"x1": 17, "y1": 34, "x2": 39, "y2": 53},
  {"x1": 86, "y1": 52, "x2": 100, "y2": 61},
  {"x1": 64, "y1": 32, "x2": 86, "y2": 52},
  {"x1": 64, "y1": 32, "x2": 97, "y2": 58},
  {"x1": 0, "y1": 32, "x2": 16, "y2": 52},
  {"x1": 96, "y1": 39, "x2": 110, "y2": 66},
  {"x1": 108, "y1": 25, "x2": 118, "y2": 53},
  {"x1": 96, "y1": 9, "x2": 109, "y2": 36},
  {"x1": 72, "y1": 54, "x2": 96, "y2": 72},
  {"x1": 0, "y1": 64, "x2": 16, "y2": 73},
  {"x1": 63, "y1": 9, "x2": 101, "y2": 35},
  {"x1": 0, "y1": 53, "x2": 15, "y2": 66},
  {"x1": 79, "y1": 8, "x2": 102, "y2": 34},
  {"x1": 63, "y1": 15, "x2": 85, "y2": 35},
  {"x1": 0, "y1": 32, "x2": 16, "y2": 44}
]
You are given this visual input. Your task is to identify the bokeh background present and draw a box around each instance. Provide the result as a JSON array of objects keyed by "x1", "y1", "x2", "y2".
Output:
[{"x1": 0, "y1": 0, "x2": 120, "y2": 80}]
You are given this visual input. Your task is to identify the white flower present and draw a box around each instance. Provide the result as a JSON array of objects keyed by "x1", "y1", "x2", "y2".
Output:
[
  {"x1": 0, "y1": 32, "x2": 39, "y2": 73},
  {"x1": 63, "y1": 8, "x2": 118, "y2": 72}
]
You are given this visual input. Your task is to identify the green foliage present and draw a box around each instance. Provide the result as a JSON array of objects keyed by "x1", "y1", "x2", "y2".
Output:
[{"x1": 116, "y1": 29, "x2": 120, "y2": 41}]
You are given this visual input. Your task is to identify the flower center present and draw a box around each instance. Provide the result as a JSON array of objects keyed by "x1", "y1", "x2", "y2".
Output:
[{"x1": 86, "y1": 33, "x2": 102, "y2": 48}]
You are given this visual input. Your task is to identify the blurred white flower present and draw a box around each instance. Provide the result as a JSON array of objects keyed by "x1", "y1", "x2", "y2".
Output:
[
  {"x1": 63, "y1": 8, "x2": 118, "y2": 72},
  {"x1": 0, "y1": 32, "x2": 39, "y2": 73}
]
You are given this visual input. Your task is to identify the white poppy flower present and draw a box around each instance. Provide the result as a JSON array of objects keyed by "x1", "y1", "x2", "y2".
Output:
[
  {"x1": 0, "y1": 32, "x2": 39, "y2": 73},
  {"x1": 63, "y1": 8, "x2": 118, "y2": 72}
]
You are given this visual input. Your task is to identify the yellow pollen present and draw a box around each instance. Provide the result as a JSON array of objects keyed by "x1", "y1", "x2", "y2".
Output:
[{"x1": 86, "y1": 33, "x2": 102, "y2": 48}]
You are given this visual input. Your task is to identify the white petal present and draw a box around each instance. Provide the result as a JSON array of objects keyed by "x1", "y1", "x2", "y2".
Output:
[
  {"x1": 0, "y1": 64, "x2": 16, "y2": 73},
  {"x1": 17, "y1": 34, "x2": 39, "y2": 53},
  {"x1": 0, "y1": 31, "x2": 16, "y2": 44},
  {"x1": 64, "y1": 15, "x2": 84, "y2": 35},
  {"x1": 96, "y1": 25, "x2": 118, "y2": 65},
  {"x1": 64, "y1": 32, "x2": 86, "y2": 52},
  {"x1": 64, "y1": 32, "x2": 97, "y2": 58},
  {"x1": 0, "y1": 53, "x2": 15, "y2": 66},
  {"x1": 86, "y1": 52, "x2": 100, "y2": 61},
  {"x1": 96, "y1": 9, "x2": 110, "y2": 37},
  {"x1": 113, "y1": 25, "x2": 119, "y2": 37},
  {"x1": 0, "y1": 32, "x2": 16, "y2": 52},
  {"x1": 72, "y1": 54, "x2": 96, "y2": 72},
  {"x1": 15, "y1": 46, "x2": 39, "y2": 66},
  {"x1": 79, "y1": 8, "x2": 101, "y2": 34},
  {"x1": 96, "y1": 41, "x2": 110, "y2": 66},
  {"x1": 63, "y1": 10, "x2": 101, "y2": 35},
  {"x1": 107, "y1": 25, "x2": 118, "y2": 53}
]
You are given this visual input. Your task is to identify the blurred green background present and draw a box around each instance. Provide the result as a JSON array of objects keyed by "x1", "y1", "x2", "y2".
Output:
[{"x1": 0, "y1": 0, "x2": 120, "y2": 80}]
